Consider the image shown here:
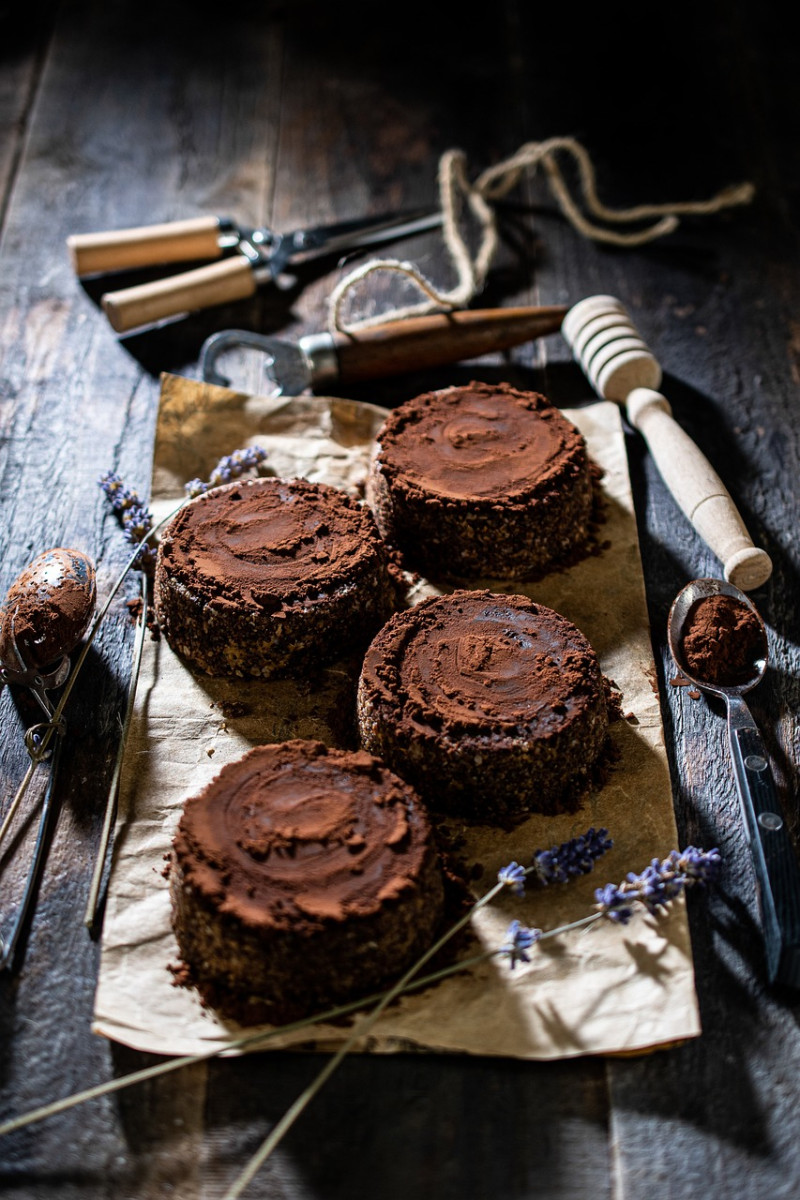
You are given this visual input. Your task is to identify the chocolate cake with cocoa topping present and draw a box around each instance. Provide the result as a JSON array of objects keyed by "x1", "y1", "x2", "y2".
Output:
[
  {"x1": 357, "y1": 590, "x2": 609, "y2": 821},
  {"x1": 154, "y1": 477, "x2": 396, "y2": 678},
  {"x1": 169, "y1": 739, "x2": 445, "y2": 1025},
  {"x1": 366, "y1": 381, "x2": 594, "y2": 581}
]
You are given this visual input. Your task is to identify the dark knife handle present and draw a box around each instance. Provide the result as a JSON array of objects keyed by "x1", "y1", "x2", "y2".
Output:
[
  {"x1": 329, "y1": 306, "x2": 568, "y2": 383},
  {"x1": 728, "y1": 700, "x2": 800, "y2": 988}
]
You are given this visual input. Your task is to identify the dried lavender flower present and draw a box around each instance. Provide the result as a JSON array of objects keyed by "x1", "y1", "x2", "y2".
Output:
[
  {"x1": 594, "y1": 846, "x2": 721, "y2": 923},
  {"x1": 594, "y1": 882, "x2": 636, "y2": 924},
  {"x1": 185, "y1": 446, "x2": 267, "y2": 498},
  {"x1": 98, "y1": 472, "x2": 156, "y2": 567},
  {"x1": 530, "y1": 827, "x2": 613, "y2": 885},
  {"x1": 500, "y1": 919, "x2": 541, "y2": 968},
  {"x1": 497, "y1": 862, "x2": 527, "y2": 895}
]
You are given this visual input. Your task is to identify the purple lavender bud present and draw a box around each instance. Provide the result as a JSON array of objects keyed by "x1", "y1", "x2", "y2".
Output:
[
  {"x1": 673, "y1": 846, "x2": 722, "y2": 884},
  {"x1": 100, "y1": 472, "x2": 156, "y2": 567},
  {"x1": 594, "y1": 882, "x2": 635, "y2": 924},
  {"x1": 497, "y1": 862, "x2": 527, "y2": 896},
  {"x1": 500, "y1": 919, "x2": 541, "y2": 968},
  {"x1": 627, "y1": 862, "x2": 673, "y2": 914},
  {"x1": 185, "y1": 446, "x2": 268, "y2": 498},
  {"x1": 530, "y1": 827, "x2": 613, "y2": 885}
]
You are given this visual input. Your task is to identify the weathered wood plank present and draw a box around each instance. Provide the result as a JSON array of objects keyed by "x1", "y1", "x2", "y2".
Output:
[{"x1": 2, "y1": 0, "x2": 800, "y2": 1197}]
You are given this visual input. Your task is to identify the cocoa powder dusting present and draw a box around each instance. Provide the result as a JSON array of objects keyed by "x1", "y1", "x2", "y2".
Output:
[{"x1": 680, "y1": 593, "x2": 767, "y2": 687}]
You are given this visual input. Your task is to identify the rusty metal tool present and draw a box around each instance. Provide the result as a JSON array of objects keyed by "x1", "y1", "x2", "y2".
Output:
[
  {"x1": 67, "y1": 208, "x2": 444, "y2": 333},
  {"x1": 200, "y1": 305, "x2": 569, "y2": 394}
]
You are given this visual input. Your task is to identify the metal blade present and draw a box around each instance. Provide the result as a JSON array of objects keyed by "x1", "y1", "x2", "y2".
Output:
[{"x1": 255, "y1": 207, "x2": 443, "y2": 278}]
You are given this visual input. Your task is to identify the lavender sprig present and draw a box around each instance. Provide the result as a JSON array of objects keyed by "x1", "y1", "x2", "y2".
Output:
[
  {"x1": 98, "y1": 472, "x2": 156, "y2": 567},
  {"x1": 500, "y1": 919, "x2": 542, "y2": 968},
  {"x1": 594, "y1": 846, "x2": 722, "y2": 924},
  {"x1": 497, "y1": 843, "x2": 722, "y2": 967},
  {"x1": 531, "y1": 827, "x2": 614, "y2": 885},
  {"x1": 1, "y1": 834, "x2": 722, "y2": 1187},
  {"x1": 497, "y1": 827, "x2": 613, "y2": 898},
  {"x1": 185, "y1": 446, "x2": 267, "y2": 498}
]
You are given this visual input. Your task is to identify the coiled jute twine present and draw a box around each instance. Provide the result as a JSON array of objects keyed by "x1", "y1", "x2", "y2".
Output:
[{"x1": 327, "y1": 136, "x2": 755, "y2": 334}]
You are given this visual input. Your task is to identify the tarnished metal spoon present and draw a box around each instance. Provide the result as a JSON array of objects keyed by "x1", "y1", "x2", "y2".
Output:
[{"x1": 668, "y1": 577, "x2": 800, "y2": 988}]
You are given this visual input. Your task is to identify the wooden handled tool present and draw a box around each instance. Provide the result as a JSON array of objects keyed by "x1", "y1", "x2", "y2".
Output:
[
  {"x1": 200, "y1": 305, "x2": 569, "y2": 394},
  {"x1": 67, "y1": 208, "x2": 444, "y2": 333},
  {"x1": 67, "y1": 215, "x2": 229, "y2": 275},
  {"x1": 562, "y1": 295, "x2": 773, "y2": 592}
]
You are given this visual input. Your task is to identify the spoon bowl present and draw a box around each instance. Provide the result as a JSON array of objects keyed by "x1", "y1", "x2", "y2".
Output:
[
  {"x1": 668, "y1": 577, "x2": 768, "y2": 698},
  {"x1": 668, "y1": 577, "x2": 800, "y2": 989}
]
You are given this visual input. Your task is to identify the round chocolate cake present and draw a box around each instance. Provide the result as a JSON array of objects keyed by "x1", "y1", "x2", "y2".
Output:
[
  {"x1": 366, "y1": 380, "x2": 594, "y2": 581},
  {"x1": 170, "y1": 739, "x2": 445, "y2": 1024},
  {"x1": 357, "y1": 590, "x2": 609, "y2": 820},
  {"x1": 154, "y1": 476, "x2": 396, "y2": 678}
]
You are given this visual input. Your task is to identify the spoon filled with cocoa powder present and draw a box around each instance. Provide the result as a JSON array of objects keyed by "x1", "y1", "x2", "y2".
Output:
[{"x1": 668, "y1": 578, "x2": 800, "y2": 989}]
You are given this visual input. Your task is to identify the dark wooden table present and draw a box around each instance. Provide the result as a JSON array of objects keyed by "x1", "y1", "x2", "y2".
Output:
[{"x1": 2, "y1": 1, "x2": 800, "y2": 1196}]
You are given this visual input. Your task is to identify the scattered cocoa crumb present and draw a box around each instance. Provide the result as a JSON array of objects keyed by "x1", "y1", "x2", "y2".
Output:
[
  {"x1": 603, "y1": 675, "x2": 625, "y2": 722},
  {"x1": 168, "y1": 959, "x2": 192, "y2": 988},
  {"x1": 207, "y1": 747, "x2": 215, "y2": 757}
]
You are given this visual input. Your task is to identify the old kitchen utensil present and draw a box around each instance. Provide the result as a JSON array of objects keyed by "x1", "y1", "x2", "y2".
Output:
[
  {"x1": 200, "y1": 305, "x2": 569, "y2": 394},
  {"x1": 668, "y1": 576, "x2": 800, "y2": 989},
  {"x1": 0, "y1": 548, "x2": 97, "y2": 971},
  {"x1": 562, "y1": 295, "x2": 773, "y2": 592},
  {"x1": 67, "y1": 207, "x2": 444, "y2": 333}
]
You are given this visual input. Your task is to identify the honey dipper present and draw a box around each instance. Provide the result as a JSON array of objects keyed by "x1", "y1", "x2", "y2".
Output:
[{"x1": 562, "y1": 295, "x2": 773, "y2": 592}]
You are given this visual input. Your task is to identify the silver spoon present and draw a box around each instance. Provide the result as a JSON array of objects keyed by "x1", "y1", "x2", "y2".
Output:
[{"x1": 668, "y1": 577, "x2": 800, "y2": 988}]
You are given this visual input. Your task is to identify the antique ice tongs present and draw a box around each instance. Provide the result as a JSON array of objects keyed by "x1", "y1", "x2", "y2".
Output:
[{"x1": 0, "y1": 548, "x2": 97, "y2": 971}]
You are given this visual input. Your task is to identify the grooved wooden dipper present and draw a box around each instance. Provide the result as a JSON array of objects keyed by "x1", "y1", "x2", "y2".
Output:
[{"x1": 562, "y1": 295, "x2": 773, "y2": 592}]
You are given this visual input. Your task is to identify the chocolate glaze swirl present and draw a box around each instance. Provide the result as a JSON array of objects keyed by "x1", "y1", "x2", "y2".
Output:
[
  {"x1": 173, "y1": 741, "x2": 434, "y2": 932},
  {"x1": 158, "y1": 477, "x2": 386, "y2": 609},
  {"x1": 375, "y1": 382, "x2": 586, "y2": 501},
  {"x1": 363, "y1": 590, "x2": 604, "y2": 740}
]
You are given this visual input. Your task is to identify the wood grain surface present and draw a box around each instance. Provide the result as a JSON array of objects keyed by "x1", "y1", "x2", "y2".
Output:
[{"x1": 1, "y1": 1, "x2": 799, "y2": 1197}]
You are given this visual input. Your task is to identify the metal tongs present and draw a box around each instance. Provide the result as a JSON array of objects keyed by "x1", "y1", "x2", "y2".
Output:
[
  {"x1": 67, "y1": 207, "x2": 444, "y2": 334},
  {"x1": 0, "y1": 648, "x2": 68, "y2": 972}
]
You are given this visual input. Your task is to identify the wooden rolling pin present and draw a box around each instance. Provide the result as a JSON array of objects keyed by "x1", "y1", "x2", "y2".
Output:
[{"x1": 562, "y1": 295, "x2": 773, "y2": 592}]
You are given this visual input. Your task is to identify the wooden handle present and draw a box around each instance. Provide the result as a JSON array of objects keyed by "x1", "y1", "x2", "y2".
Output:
[
  {"x1": 101, "y1": 258, "x2": 257, "y2": 332},
  {"x1": 67, "y1": 216, "x2": 224, "y2": 276},
  {"x1": 329, "y1": 306, "x2": 568, "y2": 383},
  {"x1": 626, "y1": 388, "x2": 773, "y2": 590}
]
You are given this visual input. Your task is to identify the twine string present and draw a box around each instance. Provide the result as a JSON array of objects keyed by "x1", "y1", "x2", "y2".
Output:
[{"x1": 327, "y1": 135, "x2": 755, "y2": 333}]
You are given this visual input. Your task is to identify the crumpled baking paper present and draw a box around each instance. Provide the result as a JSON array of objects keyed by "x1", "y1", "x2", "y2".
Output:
[{"x1": 92, "y1": 372, "x2": 701, "y2": 1060}]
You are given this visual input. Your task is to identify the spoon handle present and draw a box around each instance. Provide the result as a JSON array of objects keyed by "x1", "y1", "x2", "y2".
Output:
[{"x1": 727, "y1": 695, "x2": 800, "y2": 988}]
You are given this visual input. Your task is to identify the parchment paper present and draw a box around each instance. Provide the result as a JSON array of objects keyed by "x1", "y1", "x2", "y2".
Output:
[{"x1": 92, "y1": 372, "x2": 701, "y2": 1060}]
